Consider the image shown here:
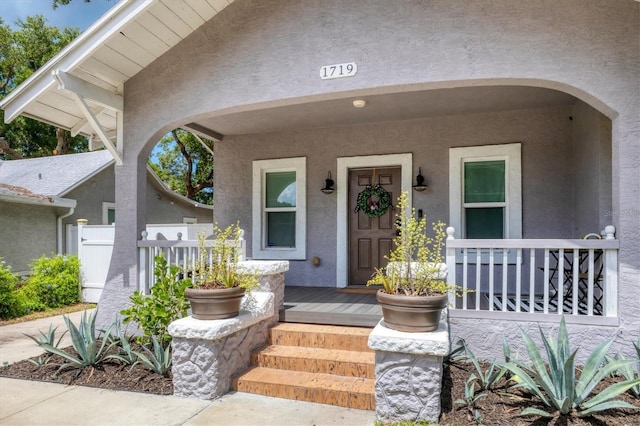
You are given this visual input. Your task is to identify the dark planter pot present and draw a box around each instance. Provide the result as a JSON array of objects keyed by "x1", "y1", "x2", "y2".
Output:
[
  {"x1": 185, "y1": 287, "x2": 245, "y2": 320},
  {"x1": 376, "y1": 289, "x2": 448, "y2": 332}
]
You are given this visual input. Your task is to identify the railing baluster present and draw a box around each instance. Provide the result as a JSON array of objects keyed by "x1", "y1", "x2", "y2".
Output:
[
  {"x1": 529, "y1": 249, "x2": 535, "y2": 313},
  {"x1": 587, "y1": 249, "x2": 594, "y2": 316},
  {"x1": 557, "y1": 249, "x2": 565, "y2": 314},
  {"x1": 488, "y1": 248, "x2": 494, "y2": 312},
  {"x1": 475, "y1": 249, "x2": 481, "y2": 311},
  {"x1": 502, "y1": 249, "x2": 508, "y2": 312},
  {"x1": 543, "y1": 249, "x2": 549, "y2": 314},
  {"x1": 515, "y1": 248, "x2": 522, "y2": 312},
  {"x1": 462, "y1": 249, "x2": 468, "y2": 310},
  {"x1": 572, "y1": 250, "x2": 579, "y2": 315}
]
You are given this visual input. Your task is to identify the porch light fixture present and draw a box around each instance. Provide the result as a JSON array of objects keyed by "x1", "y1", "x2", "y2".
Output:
[
  {"x1": 352, "y1": 99, "x2": 366, "y2": 108},
  {"x1": 413, "y1": 167, "x2": 428, "y2": 192},
  {"x1": 321, "y1": 171, "x2": 335, "y2": 194}
]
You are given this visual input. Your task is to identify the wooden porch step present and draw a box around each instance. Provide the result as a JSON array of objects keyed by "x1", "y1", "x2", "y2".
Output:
[
  {"x1": 269, "y1": 323, "x2": 374, "y2": 352},
  {"x1": 251, "y1": 345, "x2": 375, "y2": 378},
  {"x1": 231, "y1": 323, "x2": 375, "y2": 410},
  {"x1": 231, "y1": 367, "x2": 375, "y2": 410}
]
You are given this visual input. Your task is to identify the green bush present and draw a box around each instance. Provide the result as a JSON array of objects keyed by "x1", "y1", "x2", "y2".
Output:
[
  {"x1": 0, "y1": 259, "x2": 24, "y2": 319},
  {"x1": 121, "y1": 255, "x2": 190, "y2": 345},
  {"x1": 25, "y1": 255, "x2": 80, "y2": 309}
]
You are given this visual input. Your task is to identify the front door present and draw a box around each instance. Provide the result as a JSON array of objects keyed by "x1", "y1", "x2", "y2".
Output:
[{"x1": 348, "y1": 167, "x2": 401, "y2": 285}]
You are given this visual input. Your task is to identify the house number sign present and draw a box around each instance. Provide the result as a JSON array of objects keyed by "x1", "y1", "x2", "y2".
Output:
[{"x1": 320, "y1": 62, "x2": 357, "y2": 80}]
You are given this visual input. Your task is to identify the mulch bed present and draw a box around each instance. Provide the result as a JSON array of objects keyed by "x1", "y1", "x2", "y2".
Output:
[{"x1": 0, "y1": 348, "x2": 638, "y2": 425}]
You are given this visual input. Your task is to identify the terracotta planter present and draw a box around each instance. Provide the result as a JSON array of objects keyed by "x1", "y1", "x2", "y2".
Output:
[
  {"x1": 185, "y1": 287, "x2": 245, "y2": 320},
  {"x1": 376, "y1": 289, "x2": 448, "y2": 332}
]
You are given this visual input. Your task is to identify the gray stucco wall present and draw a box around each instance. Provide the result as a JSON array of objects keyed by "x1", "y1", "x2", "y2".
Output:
[
  {"x1": 0, "y1": 203, "x2": 57, "y2": 273},
  {"x1": 99, "y1": 0, "x2": 639, "y2": 359},
  {"x1": 216, "y1": 104, "x2": 577, "y2": 285},
  {"x1": 572, "y1": 101, "x2": 613, "y2": 237}
]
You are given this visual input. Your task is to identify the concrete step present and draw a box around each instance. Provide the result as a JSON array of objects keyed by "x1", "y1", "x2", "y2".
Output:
[
  {"x1": 251, "y1": 344, "x2": 375, "y2": 378},
  {"x1": 231, "y1": 367, "x2": 375, "y2": 410},
  {"x1": 269, "y1": 323, "x2": 373, "y2": 352},
  {"x1": 231, "y1": 323, "x2": 376, "y2": 410}
]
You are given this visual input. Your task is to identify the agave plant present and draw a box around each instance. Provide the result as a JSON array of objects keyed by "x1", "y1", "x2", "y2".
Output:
[
  {"x1": 24, "y1": 324, "x2": 67, "y2": 349},
  {"x1": 132, "y1": 336, "x2": 171, "y2": 376},
  {"x1": 463, "y1": 340, "x2": 507, "y2": 391},
  {"x1": 105, "y1": 318, "x2": 137, "y2": 365},
  {"x1": 40, "y1": 310, "x2": 115, "y2": 373},
  {"x1": 606, "y1": 335, "x2": 640, "y2": 399},
  {"x1": 502, "y1": 316, "x2": 640, "y2": 417}
]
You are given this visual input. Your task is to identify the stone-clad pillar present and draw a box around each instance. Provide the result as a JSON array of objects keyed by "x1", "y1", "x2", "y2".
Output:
[{"x1": 368, "y1": 313, "x2": 450, "y2": 424}]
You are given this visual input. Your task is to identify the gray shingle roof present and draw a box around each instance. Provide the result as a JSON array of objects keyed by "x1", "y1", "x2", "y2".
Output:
[{"x1": 0, "y1": 151, "x2": 114, "y2": 197}]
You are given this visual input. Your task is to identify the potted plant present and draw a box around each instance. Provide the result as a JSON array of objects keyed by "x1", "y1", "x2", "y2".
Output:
[
  {"x1": 367, "y1": 191, "x2": 455, "y2": 332},
  {"x1": 186, "y1": 222, "x2": 259, "y2": 320}
]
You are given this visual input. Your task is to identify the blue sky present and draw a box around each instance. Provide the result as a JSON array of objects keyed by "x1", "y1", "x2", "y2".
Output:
[{"x1": 1, "y1": 0, "x2": 117, "y2": 31}]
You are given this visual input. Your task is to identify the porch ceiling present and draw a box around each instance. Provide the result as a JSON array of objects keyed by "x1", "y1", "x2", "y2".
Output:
[{"x1": 195, "y1": 85, "x2": 577, "y2": 137}]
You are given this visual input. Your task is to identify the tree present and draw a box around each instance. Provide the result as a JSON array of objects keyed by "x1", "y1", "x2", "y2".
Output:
[
  {"x1": 0, "y1": 16, "x2": 86, "y2": 159},
  {"x1": 149, "y1": 129, "x2": 214, "y2": 205}
]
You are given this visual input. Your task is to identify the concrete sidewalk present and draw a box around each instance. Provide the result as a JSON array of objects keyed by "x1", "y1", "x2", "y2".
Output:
[{"x1": 0, "y1": 312, "x2": 376, "y2": 426}]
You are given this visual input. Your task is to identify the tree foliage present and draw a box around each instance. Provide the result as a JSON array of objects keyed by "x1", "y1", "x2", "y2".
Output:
[
  {"x1": 0, "y1": 15, "x2": 86, "y2": 159},
  {"x1": 149, "y1": 129, "x2": 214, "y2": 205}
]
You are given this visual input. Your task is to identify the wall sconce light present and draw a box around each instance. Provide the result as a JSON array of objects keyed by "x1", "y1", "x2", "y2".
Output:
[
  {"x1": 321, "y1": 171, "x2": 335, "y2": 194},
  {"x1": 413, "y1": 167, "x2": 428, "y2": 192}
]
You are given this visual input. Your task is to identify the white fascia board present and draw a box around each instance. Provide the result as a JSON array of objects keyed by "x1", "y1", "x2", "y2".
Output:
[
  {"x1": 0, "y1": 0, "x2": 155, "y2": 123},
  {"x1": 53, "y1": 70, "x2": 123, "y2": 111},
  {"x1": 0, "y1": 193, "x2": 77, "y2": 208}
]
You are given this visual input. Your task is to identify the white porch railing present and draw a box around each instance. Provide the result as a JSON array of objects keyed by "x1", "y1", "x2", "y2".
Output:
[
  {"x1": 137, "y1": 230, "x2": 246, "y2": 294},
  {"x1": 445, "y1": 226, "x2": 619, "y2": 318}
]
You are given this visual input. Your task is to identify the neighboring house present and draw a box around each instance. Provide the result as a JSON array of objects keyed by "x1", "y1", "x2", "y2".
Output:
[
  {"x1": 0, "y1": 0, "x2": 637, "y2": 360},
  {"x1": 0, "y1": 151, "x2": 212, "y2": 273}
]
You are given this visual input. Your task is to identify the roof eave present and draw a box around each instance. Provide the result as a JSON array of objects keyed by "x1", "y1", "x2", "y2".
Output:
[{"x1": 0, "y1": 0, "x2": 156, "y2": 124}]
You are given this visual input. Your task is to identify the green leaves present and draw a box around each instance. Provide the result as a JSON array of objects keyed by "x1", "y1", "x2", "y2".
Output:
[
  {"x1": 120, "y1": 254, "x2": 190, "y2": 345},
  {"x1": 132, "y1": 336, "x2": 172, "y2": 377},
  {"x1": 40, "y1": 310, "x2": 115, "y2": 373},
  {"x1": 501, "y1": 317, "x2": 640, "y2": 417}
]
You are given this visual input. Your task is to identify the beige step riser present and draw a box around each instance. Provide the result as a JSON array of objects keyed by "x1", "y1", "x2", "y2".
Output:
[
  {"x1": 232, "y1": 379, "x2": 375, "y2": 410},
  {"x1": 251, "y1": 352, "x2": 375, "y2": 379},
  {"x1": 269, "y1": 330, "x2": 372, "y2": 352}
]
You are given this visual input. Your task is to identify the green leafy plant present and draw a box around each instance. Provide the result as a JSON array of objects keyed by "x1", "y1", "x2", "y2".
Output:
[
  {"x1": 105, "y1": 319, "x2": 137, "y2": 365},
  {"x1": 191, "y1": 222, "x2": 259, "y2": 291},
  {"x1": 606, "y1": 335, "x2": 640, "y2": 399},
  {"x1": 367, "y1": 192, "x2": 459, "y2": 296},
  {"x1": 132, "y1": 336, "x2": 172, "y2": 376},
  {"x1": 120, "y1": 255, "x2": 190, "y2": 344},
  {"x1": 463, "y1": 341, "x2": 507, "y2": 391},
  {"x1": 502, "y1": 316, "x2": 640, "y2": 417},
  {"x1": 24, "y1": 255, "x2": 80, "y2": 309},
  {"x1": 24, "y1": 323, "x2": 67, "y2": 348},
  {"x1": 0, "y1": 259, "x2": 23, "y2": 319},
  {"x1": 40, "y1": 310, "x2": 115, "y2": 373},
  {"x1": 454, "y1": 377, "x2": 486, "y2": 424}
]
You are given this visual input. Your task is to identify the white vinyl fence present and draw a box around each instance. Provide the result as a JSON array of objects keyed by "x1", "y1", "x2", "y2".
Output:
[{"x1": 77, "y1": 223, "x2": 214, "y2": 302}]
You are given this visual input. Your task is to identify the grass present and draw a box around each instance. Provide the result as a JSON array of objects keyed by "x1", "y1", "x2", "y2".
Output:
[{"x1": 0, "y1": 303, "x2": 96, "y2": 326}]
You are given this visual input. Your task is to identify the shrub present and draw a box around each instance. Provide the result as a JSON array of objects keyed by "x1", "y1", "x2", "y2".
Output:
[
  {"x1": 25, "y1": 254, "x2": 80, "y2": 309},
  {"x1": 0, "y1": 259, "x2": 23, "y2": 319},
  {"x1": 502, "y1": 316, "x2": 640, "y2": 417},
  {"x1": 120, "y1": 255, "x2": 190, "y2": 344}
]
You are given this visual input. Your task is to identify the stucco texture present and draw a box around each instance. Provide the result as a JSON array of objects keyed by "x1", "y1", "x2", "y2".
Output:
[{"x1": 100, "y1": 0, "x2": 639, "y2": 360}]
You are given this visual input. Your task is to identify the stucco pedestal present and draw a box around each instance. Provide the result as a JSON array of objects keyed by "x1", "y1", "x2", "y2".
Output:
[
  {"x1": 169, "y1": 261, "x2": 288, "y2": 400},
  {"x1": 368, "y1": 311, "x2": 450, "y2": 424}
]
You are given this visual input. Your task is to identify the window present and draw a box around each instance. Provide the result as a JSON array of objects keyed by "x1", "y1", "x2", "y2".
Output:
[
  {"x1": 252, "y1": 157, "x2": 306, "y2": 259},
  {"x1": 102, "y1": 202, "x2": 116, "y2": 225},
  {"x1": 449, "y1": 143, "x2": 521, "y2": 239}
]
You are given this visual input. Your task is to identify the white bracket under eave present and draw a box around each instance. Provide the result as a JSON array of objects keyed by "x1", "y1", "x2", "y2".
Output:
[{"x1": 52, "y1": 69, "x2": 123, "y2": 165}]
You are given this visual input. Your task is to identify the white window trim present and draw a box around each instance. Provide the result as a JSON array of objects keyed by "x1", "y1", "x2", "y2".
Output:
[
  {"x1": 102, "y1": 202, "x2": 115, "y2": 225},
  {"x1": 336, "y1": 153, "x2": 413, "y2": 288},
  {"x1": 252, "y1": 157, "x2": 306, "y2": 260},
  {"x1": 449, "y1": 143, "x2": 522, "y2": 240}
]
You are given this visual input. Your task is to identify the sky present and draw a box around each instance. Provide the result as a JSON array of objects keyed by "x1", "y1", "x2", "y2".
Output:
[{"x1": 1, "y1": 0, "x2": 118, "y2": 31}]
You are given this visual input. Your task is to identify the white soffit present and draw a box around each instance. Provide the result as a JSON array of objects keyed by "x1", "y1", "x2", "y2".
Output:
[{"x1": 0, "y1": 0, "x2": 234, "y2": 140}]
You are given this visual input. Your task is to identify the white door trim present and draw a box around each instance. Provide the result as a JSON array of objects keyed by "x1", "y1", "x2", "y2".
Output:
[{"x1": 336, "y1": 153, "x2": 413, "y2": 287}]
